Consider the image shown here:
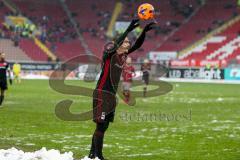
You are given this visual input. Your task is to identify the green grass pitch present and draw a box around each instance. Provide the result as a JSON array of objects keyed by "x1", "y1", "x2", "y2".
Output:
[{"x1": 0, "y1": 80, "x2": 239, "y2": 160}]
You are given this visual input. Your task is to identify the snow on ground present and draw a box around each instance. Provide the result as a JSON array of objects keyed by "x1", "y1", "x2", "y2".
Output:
[
  {"x1": 80, "y1": 156, "x2": 100, "y2": 160},
  {"x1": 0, "y1": 148, "x2": 103, "y2": 160},
  {"x1": 0, "y1": 148, "x2": 73, "y2": 160}
]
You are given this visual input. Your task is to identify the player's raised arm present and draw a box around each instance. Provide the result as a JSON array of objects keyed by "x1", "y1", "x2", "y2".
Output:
[
  {"x1": 128, "y1": 22, "x2": 156, "y2": 54},
  {"x1": 103, "y1": 19, "x2": 140, "y2": 58},
  {"x1": 115, "y1": 19, "x2": 140, "y2": 46}
]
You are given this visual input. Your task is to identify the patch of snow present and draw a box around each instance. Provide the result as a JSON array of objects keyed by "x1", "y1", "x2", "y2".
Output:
[
  {"x1": 229, "y1": 134, "x2": 235, "y2": 138},
  {"x1": 216, "y1": 97, "x2": 223, "y2": 102},
  {"x1": 0, "y1": 147, "x2": 73, "y2": 160},
  {"x1": 211, "y1": 120, "x2": 218, "y2": 123},
  {"x1": 81, "y1": 156, "x2": 100, "y2": 160}
]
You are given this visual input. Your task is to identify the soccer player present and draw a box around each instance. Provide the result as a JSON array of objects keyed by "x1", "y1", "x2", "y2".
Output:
[
  {"x1": 13, "y1": 62, "x2": 21, "y2": 84},
  {"x1": 141, "y1": 59, "x2": 151, "y2": 97},
  {"x1": 89, "y1": 19, "x2": 155, "y2": 160},
  {"x1": 122, "y1": 57, "x2": 135, "y2": 104},
  {"x1": 0, "y1": 53, "x2": 11, "y2": 106}
]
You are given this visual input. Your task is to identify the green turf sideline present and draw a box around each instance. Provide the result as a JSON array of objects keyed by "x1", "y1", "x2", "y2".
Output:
[
  {"x1": 0, "y1": 80, "x2": 239, "y2": 160},
  {"x1": 159, "y1": 78, "x2": 240, "y2": 84}
]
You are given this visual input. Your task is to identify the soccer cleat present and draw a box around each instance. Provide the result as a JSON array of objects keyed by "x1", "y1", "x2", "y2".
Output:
[{"x1": 88, "y1": 153, "x2": 95, "y2": 159}]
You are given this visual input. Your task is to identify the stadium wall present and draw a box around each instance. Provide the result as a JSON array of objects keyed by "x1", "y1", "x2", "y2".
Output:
[{"x1": 9, "y1": 62, "x2": 240, "y2": 84}]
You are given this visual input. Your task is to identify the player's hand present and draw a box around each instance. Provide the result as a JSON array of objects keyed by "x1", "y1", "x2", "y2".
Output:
[
  {"x1": 143, "y1": 22, "x2": 157, "y2": 32},
  {"x1": 127, "y1": 19, "x2": 140, "y2": 32}
]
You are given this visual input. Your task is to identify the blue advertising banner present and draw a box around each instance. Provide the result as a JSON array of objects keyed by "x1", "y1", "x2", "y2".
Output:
[
  {"x1": 167, "y1": 68, "x2": 224, "y2": 80},
  {"x1": 9, "y1": 62, "x2": 58, "y2": 71},
  {"x1": 224, "y1": 68, "x2": 240, "y2": 80}
]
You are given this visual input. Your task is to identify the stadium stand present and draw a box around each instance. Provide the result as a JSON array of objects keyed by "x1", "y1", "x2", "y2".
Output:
[
  {"x1": 0, "y1": 2, "x2": 32, "y2": 62},
  {"x1": 157, "y1": 0, "x2": 239, "y2": 52},
  {"x1": 65, "y1": 0, "x2": 115, "y2": 57},
  {"x1": 65, "y1": 0, "x2": 199, "y2": 59},
  {"x1": 179, "y1": 16, "x2": 240, "y2": 64},
  {"x1": 0, "y1": 1, "x2": 12, "y2": 38},
  {"x1": 0, "y1": 0, "x2": 239, "y2": 64},
  {"x1": 18, "y1": 38, "x2": 48, "y2": 61},
  {"x1": 11, "y1": 0, "x2": 85, "y2": 60},
  {"x1": 0, "y1": 39, "x2": 31, "y2": 61}
]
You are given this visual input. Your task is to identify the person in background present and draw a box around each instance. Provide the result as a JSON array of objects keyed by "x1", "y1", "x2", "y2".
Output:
[
  {"x1": 122, "y1": 57, "x2": 135, "y2": 104},
  {"x1": 0, "y1": 53, "x2": 11, "y2": 106},
  {"x1": 141, "y1": 59, "x2": 151, "y2": 97},
  {"x1": 13, "y1": 62, "x2": 21, "y2": 84}
]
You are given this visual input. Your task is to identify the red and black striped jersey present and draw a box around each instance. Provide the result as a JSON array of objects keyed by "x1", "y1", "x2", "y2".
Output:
[
  {"x1": 96, "y1": 52, "x2": 127, "y2": 94},
  {"x1": 0, "y1": 61, "x2": 9, "y2": 79},
  {"x1": 95, "y1": 20, "x2": 147, "y2": 94}
]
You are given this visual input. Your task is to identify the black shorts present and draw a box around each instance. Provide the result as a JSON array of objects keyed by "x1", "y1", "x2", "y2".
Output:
[
  {"x1": 0, "y1": 79, "x2": 7, "y2": 90},
  {"x1": 142, "y1": 75, "x2": 149, "y2": 85},
  {"x1": 92, "y1": 89, "x2": 117, "y2": 123}
]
